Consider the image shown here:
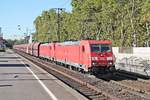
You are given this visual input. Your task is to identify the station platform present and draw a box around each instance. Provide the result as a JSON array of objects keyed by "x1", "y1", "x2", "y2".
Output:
[{"x1": 0, "y1": 49, "x2": 87, "y2": 100}]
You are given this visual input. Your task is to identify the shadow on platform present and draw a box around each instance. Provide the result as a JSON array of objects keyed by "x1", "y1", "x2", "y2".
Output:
[
  {"x1": 0, "y1": 72, "x2": 48, "y2": 75},
  {"x1": 0, "y1": 60, "x2": 8, "y2": 62},
  {"x1": 0, "y1": 78, "x2": 58, "y2": 82},
  {"x1": 0, "y1": 57, "x2": 21, "y2": 59},
  {"x1": 0, "y1": 64, "x2": 30, "y2": 67},
  {"x1": 0, "y1": 84, "x2": 13, "y2": 87}
]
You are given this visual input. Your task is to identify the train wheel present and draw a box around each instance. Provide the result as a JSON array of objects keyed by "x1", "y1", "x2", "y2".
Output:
[
  {"x1": 91, "y1": 67, "x2": 99, "y2": 75},
  {"x1": 109, "y1": 66, "x2": 116, "y2": 73},
  {"x1": 68, "y1": 65, "x2": 72, "y2": 70}
]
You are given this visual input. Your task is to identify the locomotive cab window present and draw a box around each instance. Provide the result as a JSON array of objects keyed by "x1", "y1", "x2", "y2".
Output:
[
  {"x1": 91, "y1": 44, "x2": 111, "y2": 52},
  {"x1": 101, "y1": 44, "x2": 111, "y2": 52},
  {"x1": 91, "y1": 45, "x2": 100, "y2": 52}
]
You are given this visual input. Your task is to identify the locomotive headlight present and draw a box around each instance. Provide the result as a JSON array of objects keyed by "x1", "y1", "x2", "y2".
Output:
[
  {"x1": 91, "y1": 57, "x2": 98, "y2": 60},
  {"x1": 108, "y1": 62, "x2": 112, "y2": 65},
  {"x1": 107, "y1": 57, "x2": 113, "y2": 61},
  {"x1": 92, "y1": 62, "x2": 98, "y2": 65}
]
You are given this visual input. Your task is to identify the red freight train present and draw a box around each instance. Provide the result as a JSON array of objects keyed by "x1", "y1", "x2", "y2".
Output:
[{"x1": 14, "y1": 40, "x2": 116, "y2": 74}]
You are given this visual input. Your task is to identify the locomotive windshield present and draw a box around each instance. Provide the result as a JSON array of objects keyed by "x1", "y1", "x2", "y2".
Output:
[{"x1": 91, "y1": 44, "x2": 111, "y2": 52}]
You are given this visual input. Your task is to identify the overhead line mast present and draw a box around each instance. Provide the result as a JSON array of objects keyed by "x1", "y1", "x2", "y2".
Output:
[{"x1": 54, "y1": 8, "x2": 65, "y2": 41}]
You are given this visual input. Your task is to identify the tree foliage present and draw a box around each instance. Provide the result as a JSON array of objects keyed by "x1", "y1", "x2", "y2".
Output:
[{"x1": 33, "y1": 0, "x2": 150, "y2": 47}]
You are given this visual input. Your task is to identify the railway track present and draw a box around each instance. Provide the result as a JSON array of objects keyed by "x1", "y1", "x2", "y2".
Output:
[
  {"x1": 91, "y1": 74, "x2": 150, "y2": 100},
  {"x1": 108, "y1": 72, "x2": 150, "y2": 97},
  {"x1": 15, "y1": 50, "x2": 150, "y2": 100}
]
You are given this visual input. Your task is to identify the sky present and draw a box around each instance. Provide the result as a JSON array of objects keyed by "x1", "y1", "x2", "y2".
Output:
[{"x1": 0, "y1": 0, "x2": 72, "y2": 40}]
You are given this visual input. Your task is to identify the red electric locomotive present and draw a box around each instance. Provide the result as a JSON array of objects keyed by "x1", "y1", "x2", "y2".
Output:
[{"x1": 53, "y1": 40, "x2": 115, "y2": 74}]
